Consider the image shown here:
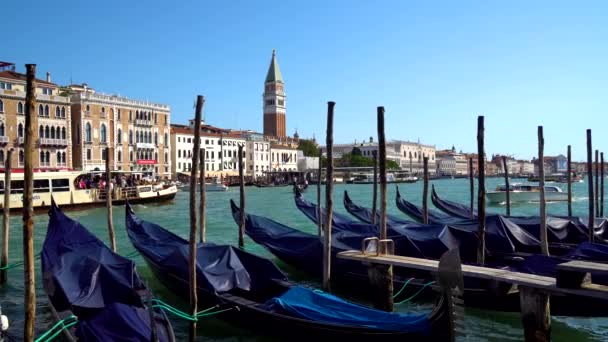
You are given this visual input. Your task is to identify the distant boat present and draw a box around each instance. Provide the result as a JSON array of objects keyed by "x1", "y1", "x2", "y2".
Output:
[
  {"x1": 528, "y1": 173, "x2": 584, "y2": 183},
  {"x1": 486, "y1": 183, "x2": 568, "y2": 204}
]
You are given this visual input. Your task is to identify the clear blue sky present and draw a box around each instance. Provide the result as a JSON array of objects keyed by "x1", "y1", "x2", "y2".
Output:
[{"x1": 4, "y1": 1, "x2": 607, "y2": 161}]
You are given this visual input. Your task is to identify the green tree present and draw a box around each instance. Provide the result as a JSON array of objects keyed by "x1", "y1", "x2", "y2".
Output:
[
  {"x1": 352, "y1": 147, "x2": 362, "y2": 156},
  {"x1": 298, "y1": 139, "x2": 320, "y2": 157}
]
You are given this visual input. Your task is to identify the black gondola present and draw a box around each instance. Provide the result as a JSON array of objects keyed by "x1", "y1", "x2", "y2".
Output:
[
  {"x1": 125, "y1": 203, "x2": 454, "y2": 341},
  {"x1": 41, "y1": 200, "x2": 175, "y2": 341}
]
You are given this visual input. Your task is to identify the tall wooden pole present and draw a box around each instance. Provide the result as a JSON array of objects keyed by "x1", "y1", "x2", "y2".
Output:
[
  {"x1": 23, "y1": 63, "x2": 36, "y2": 342},
  {"x1": 587, "y1": 129, "x2": 594, "y2": 242},
  {"x1": 368, "y1": 106, "x2": 394, "y2": 312},
  {"x1": 538, "y1": 127, "x2": 549, "y2": 256},
  {"x1": 602, "y1": 152, "x2": 605, "y2": 218},
  {"x1": 1, "y1": 149, "x2": 12, "y2": 284},
  {"x1": 422, "y1": 156, "x2": 429, "y2": 224},
  {"x1": 323, "y1": 101, "x2": 335, "y2": 291},
  {"x1": 477, "y1": 116, "x2": 486, "y2": 265},
  {"x1": 503, "y1": 156, "x2": 511, "y2": 216},
  {"x1": 317, "y1": 147, "x2": 322, "y2": 238},
  {"x1": 105, "y1": 147, "x2": 116, "y2": 252},
  {"x1": 238, "y1": 145, "x2": 245, "y2": 249},
  {"x1": 567, "y1": 145, "x2": 572, "y2": 217},
  {"x1": 595, "y1": 150, "x2": 600, "y2": 218},
  {"x1": 371, "y1": 151, "x2": 378, "y2": 225},
  {"x1": 199, "y1": 148, "x2": 206, "y2": 243},
  {"x1": 469, "y1": 157, "x2": 474, "y2": 219},
  {"x1": 188, "y1": 95, "x2": 204, "y2": 342}
]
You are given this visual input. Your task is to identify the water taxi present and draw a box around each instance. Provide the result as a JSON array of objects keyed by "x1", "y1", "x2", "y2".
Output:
[
  {"x1": 0, "y1": 171, "x2": 177, "y2": 211},
  {"x1": 486, "y1": 183, "x2": 568, "y2": 204}
]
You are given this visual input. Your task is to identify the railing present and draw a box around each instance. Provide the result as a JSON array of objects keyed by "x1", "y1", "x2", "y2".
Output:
[
  {"x1": 136, "y1": 142, "x2": 155, "y2": 149},
  {"x1": 39, "y1": 138, "x2": 68, "y2": 146},
  {"x1": 0, "y1": 136, "x2": 8, "y2": 144},
  {"x1": 74, "y1": 92, "x2": 170, "y2": 111},
  {"x1": 136, "y1": 119, "x2": 153, "y2": 126}
]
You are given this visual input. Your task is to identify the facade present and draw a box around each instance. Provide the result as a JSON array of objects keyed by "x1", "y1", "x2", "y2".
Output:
[
  {"x1": 436, "y1": 147, "x2": 468, "y2": 175},
  {"x1": 0, "y1": 64, "x2": 72, "y2": 170},
  {"x1": 518, "y1": 161, "x2": 535, "y2": 175},
  {"x1": 436, "y1": 156, "x2": 456, "y2": 175},
  {"x1": 270, "y1": 144, "x2": 298, "y2": 172},
  {"x1": 69, "y1": 84, "x2": 171, "y2": 178},
  {"x1": 243, "y1": 132, "x2": 270, "y2": 179},
  {"x1": 263, "y1": 50, "x2": 286, "y2": 138}
]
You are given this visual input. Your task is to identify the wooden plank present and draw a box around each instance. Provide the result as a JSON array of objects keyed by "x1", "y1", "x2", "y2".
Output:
[{"x1": 557, "y1": 260, "x2": 608, "y2": 274}]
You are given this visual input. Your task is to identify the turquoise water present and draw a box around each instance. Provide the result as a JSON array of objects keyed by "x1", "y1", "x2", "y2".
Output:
[{"x1": 1, "y1": 177, "x2": 607, "y2": 341}]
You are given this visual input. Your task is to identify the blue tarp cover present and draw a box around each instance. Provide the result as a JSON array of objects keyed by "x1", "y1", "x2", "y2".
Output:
[
  {"x1": 75, "y1": 303, "x2": 157, "y2": 341},
  {"x1": 263, "y1": 286, "x2": 430, "y2": 333}
]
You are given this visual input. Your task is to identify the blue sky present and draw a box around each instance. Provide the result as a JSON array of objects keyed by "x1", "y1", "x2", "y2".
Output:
[{"x1": 4, "y1": 1, "x2": 607, "y2": 161}]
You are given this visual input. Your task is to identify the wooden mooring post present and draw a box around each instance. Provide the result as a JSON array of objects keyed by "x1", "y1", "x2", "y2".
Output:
[
  {"x1": 596, "y1": 150, "x2": 600, "y2": 218},
  {"x1": 105, "y1": 147, "x2": 116, "y2": 252},
  {"x1": 199, "y1": 148, "x2": 206, "y2": 243},
  {"x1": 503, "y1": 156, "x2": 511, "y2": 216},
  {"x1": 188, "y1": 95, "x2": 204, "y2": 342},
  {"x1": 238, "y1": 144, "x2": 245, "y2": 249},
  {"x1": 1, "y1": 149, "x2": 12, "y2": 284},
  {"x1": 367, "y1": 106, "x2": 394, "y2": 312},
  {"x1": 371, "y1": 151, "x2": 378, "y2": 225},
  {"x1": 602, "y1": 152, "x2": 605, "y2": 218},
  {"x1": 477, "y1": 116, "x2": 486, "y2": 265},
  {"x1": 422, "y1": 156, "x2": 429, "y2": 224},
  {"x1": 469, "y1": 157, "x2": 474, "y2": 219},
  {"x1": 567, "y1": 145, "x2": 572, "y2": 217},
  {"x1": 323, "y1": 101, "x2": 335, "y2": 291},
  {"x1": 317, "y1": 147, "x2": 322, "y2": 237},
  {"x1": 23, "y1": 63, "x2": 36, "y2": 342},
  {"x1": 587, "y1": 129, "x2": 594, "y2": 242},
  {"x1": 538, "y1": 127, "x2": 549, "y2": 256}
]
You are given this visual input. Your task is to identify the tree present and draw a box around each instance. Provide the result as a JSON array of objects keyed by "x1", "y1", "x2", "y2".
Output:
[
  {"x1": 352, "y1": 147, "x2": 362, "y2": 156},
  {"x1": 298, "y1": 139, "x2": 320, "y2": 157}
]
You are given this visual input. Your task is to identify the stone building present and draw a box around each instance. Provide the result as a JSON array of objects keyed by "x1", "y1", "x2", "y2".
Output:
[
  {"x1": 263, "y1": 50, "x2": 286, "y2": 138},
  {"x1": 0, "y1": 62, "x2": 72, "y2": 170}
]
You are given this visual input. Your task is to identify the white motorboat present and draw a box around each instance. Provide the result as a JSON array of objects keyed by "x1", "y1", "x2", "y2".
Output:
[
  {"x1": 486, "y1": 183, "x2": 568, "y2": 204},
  {"x1": 205, "y1": 177, "x2": 229, "y2": 192},
  {"x1": 352, "y1": 173, "x2": 396, "y2": 184}
]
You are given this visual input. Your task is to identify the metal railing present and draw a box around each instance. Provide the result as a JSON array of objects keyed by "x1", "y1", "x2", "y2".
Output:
[
  {"x1": 40, "y1": 138, "x2": 68, "y2": 146},
  {"x1": 0, "y1": 136, "x2": 8, "y2": 144}
]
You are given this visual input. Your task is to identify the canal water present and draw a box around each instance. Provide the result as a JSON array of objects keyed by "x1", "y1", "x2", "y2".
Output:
[{"x1": 2, "y1": 177, "x2": 607, "y2": 341}]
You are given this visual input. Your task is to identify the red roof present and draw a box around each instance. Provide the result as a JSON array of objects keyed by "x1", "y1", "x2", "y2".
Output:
[{"x1": 0, "y1": 70, "x2": 56, "y2": 86}]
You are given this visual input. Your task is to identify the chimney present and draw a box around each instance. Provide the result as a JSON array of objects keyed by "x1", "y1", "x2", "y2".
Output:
[{"x1": 46, "y1": 72, "x2": 51, "y2": 83}]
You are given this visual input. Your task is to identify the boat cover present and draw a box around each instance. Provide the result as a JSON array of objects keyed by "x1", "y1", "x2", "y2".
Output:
[
  {"x1": 126, "y1": 203, "x2": 287, "y2": 293},
  {"x1": 294, "y1": 191, "x2": 368, "y2": 230},
  {"x1": 263, "y1": 286, "x2": 430, "y2": 333},
  {"x1": 42, "y1": 202, "x2": 169, "y2": 341},
  {"x1": 343, "y1": 190, "x2": 411, "y2": 226}
]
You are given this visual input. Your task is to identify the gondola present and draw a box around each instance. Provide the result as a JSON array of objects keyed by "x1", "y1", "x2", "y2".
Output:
[
  {"x1": 125, "y1": 203, "x2": 453, "y2": 341},
  {"x1": 41, "y1": 200, "x2": 175, "y2": 341},
  {"x1": 343, "y1": 190, "x2": 411, "y2": 226},
  {"x1": 288, "y1": 194, "x2": 608, "y2": 316}
]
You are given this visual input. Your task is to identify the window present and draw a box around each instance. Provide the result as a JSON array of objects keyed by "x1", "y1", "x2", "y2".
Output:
[
  {"x1": 0, "y1": 82, "x2": 12, "y2": 90},
  {"x1": 154, "y1": 113, "x2": 157, "y2": 124},
  {"x1": 42, "y1": 87, "x2": 53, "y2": 95},
  {"x1": 129, "y1": 130, "x2": 133, "y2": 144},
  {"x1": 154, "y1": 132, "x2": 158, "y2": 145},
  {"x1": 129, "y1": 111, "x2": 132, "y2": 121},
  {"x1": 178, "y1": 150, "x2": 181, "y2": 158},
  {"x1": 165, "y1": 115, "x2": 167, "y2": 125},
  {"x1": 38, "y1": 104, "x2": 43, "y2": 116},
  {"x1": 164, "y1": 133, "x2": 168, "y2": 146},
  {"x1": 154, "y1": 152, "x2": 158, "y2": 161},
  {"x1": 101, "y1": 107, "x2": 105, "y2": 115},
  {"x1": 51, "y1": 179, "x2": 70, "y2": 192},
  {"x1": 118, "y1": 151, "x2": 122, "y2": 162},
  {"x1": 117, "y1": 109, "x2": 121, "y2": 120},
  {"x1": 101, "y1": 148, "x2": 106, "y2": 161},
  {"x1": 0, "y1": 124, "x2": 4, "y2": 137},
  {"x1": 0, "y1": 150, "x2": 3, "y2": 165},
  {"x1": 178, "y1": 137, "x2": 181, "y2": 143},
  {"x1": 56, "y1": 151, "x2": 61, "y2": 164},
  {"x1": 44, "y1": 105, "x2": 49, "y2": 117},
  {"x1": 44, "y1": 126, "x2": 50, "y2": 138},
  {"x1": 61, "y1": 107, "x2": 66, "y2": 118},
  {"x1": 17, "y1": 102, "x2": 23, "y2": 114},
  {"x1": 86, "y1": 149, "x2": 91, "y2": 161},
  {"x1": 18, "y1": 150, "x2": 24, "y2": 165},
  {"x1": 50, "y1": 126, "x2": 55, "y2": 139},
  {"x1": 55, "y1": 107, "x2": 60, "y2": 117},
  {"x1": 130, "y1": 151, "x2": 133, "y2": 162},
  {"x1": 86, "y1": 104, "x2": 90, "y2": 113},
  {"x1": 164, "y1": 152, "x2": 168, "y2": 162},
  {"x1": 178, "y1": 162, "x2": 181, "y2": 169},
  {"x1": 278, "y1": 99, "x2": 284, "y2": 106},
  {"x1": 100, "y1": 124, "x2": 107, "y2": 143},
  {"x1": 117, "y1": 129, "x2": 122, "y2": 144},
  {"x1": 33, "y1": 179, "x2": 50, "y2": 193},
  {"x1": 0, "y1": 100, "x2": 3, "y2": 112},
  {"x1": 85, "y1": 123, "x2": 92, "y2": 142},
  {"x1": 39, "y1": 150, "x2": 44, "y2": 165}
]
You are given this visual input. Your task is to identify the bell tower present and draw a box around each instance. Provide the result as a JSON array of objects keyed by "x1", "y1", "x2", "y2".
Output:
[{"x1": 263, "y1": 49, "x2": 286, "y2": 138}]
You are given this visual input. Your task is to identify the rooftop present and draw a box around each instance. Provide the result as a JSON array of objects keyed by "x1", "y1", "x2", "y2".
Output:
[
  {"x1": 265, "y1": 49, "x2": 283, "y2": 83},
  {"x1": 0, "y1": 70, "x2": 56, "y2": 86}
]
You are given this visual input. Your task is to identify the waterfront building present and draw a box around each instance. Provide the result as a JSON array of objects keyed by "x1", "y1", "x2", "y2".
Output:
[
  {"x1": 270, "y1": 144, "x2": 298, "y2": 172},
  {"x1": 436, "y1": 146, "x2": 468, "y2": 176},
  {"x1": 242, "y1": 131, "x2": 271, "y2": 179},
  {"x1": 263, "y1": 50, "x2": 286, "y2": 138},
  {"x1": 68, "y1": 83, "x2": 171, "y2": 178},
  {"x1": 0, "y1": 63, "x2": 72, "y2": 170}
]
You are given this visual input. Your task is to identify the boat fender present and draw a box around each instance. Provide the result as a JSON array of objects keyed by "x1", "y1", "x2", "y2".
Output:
[{"x1": 0, "y1": 315, "x2": 8, "y2": 331}]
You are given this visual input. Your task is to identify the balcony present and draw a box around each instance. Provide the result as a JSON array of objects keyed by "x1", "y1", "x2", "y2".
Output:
[
  {"x1": 40, "y1": 138, "x2": 68, "y2": 147},
  {"x1": 135, "y1": 119, "x2": 153, "y2": 127},
  {"x1": 0, "y1": 136, "x2": 8, "y2": 145},
  {"x1": 136, "y1": 142, "x2": 155, "y2": 149}
]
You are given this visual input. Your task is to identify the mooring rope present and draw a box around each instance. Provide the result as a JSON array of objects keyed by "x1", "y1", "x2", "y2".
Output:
[
  {"x1": 393, "y1": 277, "x2": 415, "y2": 299},
  {"x1": 395, "y1": 281, "x2": 436, "y2": 305},
  {"x1": 0, "y1": 253, "x2": 41, "y2": 271},
  {"x1": 34, "y1": 315, "x2": 78, "y2": 342},
  {"x1": 150, "y1": 299, "x2": 234, "y2": 321}
]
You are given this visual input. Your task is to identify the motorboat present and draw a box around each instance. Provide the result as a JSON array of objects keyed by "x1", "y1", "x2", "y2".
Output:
[
  {"x1": 486, "y1": 183, "x2": 568, "y2": 204},
  {"x1": 206, "y1": 177, "x2": 229, "y2": 192}
]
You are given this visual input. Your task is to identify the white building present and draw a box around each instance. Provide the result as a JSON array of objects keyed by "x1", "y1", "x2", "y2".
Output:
[
  {"x1": 436, "y1": 155, "x2": 456, "y2": 175},
  {"x1": 297, "y1": 150, "x2": 319, "y2": 172},
  {"x1": 270, "y1": 144, "x2": 298, "y2": 172},
  {"x1": 243, "y1": 132, "x2": 271, "y2": 179}
]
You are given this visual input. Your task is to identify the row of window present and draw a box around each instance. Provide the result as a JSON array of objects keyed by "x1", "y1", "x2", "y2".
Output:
[
  {"x1": 85, "y1": 148, "x2": 168, "y2": 164},
  {"x1": 0, "y1": 178, "x2": 70, "y2": 195},
  {"x1": 39, "y1": 150, "x2": 67, "y2": 165},
  {"x1": 38, "y1": 125, "x2": 67, "y2": 140},
  {"x1": 0, "y1": 100, "x2": 67, "y2": 118},
  {"x1": 84, "y1": 106, "x2": 166, "y2": 125},
  {"x1": 0, "y1": 82, "x2": 12, "y2": 90}
]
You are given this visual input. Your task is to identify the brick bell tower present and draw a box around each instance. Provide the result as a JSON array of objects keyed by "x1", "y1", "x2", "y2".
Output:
[{"x1": 263, "y1": 49, "x2": 286, "y2": 138}]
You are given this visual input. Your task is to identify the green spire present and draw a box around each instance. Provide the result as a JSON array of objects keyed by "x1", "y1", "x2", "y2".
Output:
[{"x1": 265, "y1": 49, "x2": 283, "y2": 83}]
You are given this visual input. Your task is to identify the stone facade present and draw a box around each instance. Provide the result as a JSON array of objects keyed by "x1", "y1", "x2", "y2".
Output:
[{"x1": 270, "y1": 144, "x2": 298, "y2": 172}]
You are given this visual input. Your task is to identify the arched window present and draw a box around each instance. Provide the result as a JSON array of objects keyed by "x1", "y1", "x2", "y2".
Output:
[
  {"x1": 57, "y1": 151, "x2": 61, "y2": 164},
  {"x1": 164, "y1": 133, "x2": 168, "y2": 146},
  {"x1": 39, "y1": 125, "x2": 44, "y2": 138},
  {"x1": 86, "y1": 104, "x2": 90, "y2": 112},
  {"x1": 101, "y1": 107, "x2": 105, "y2": 114},
  {"x1": 129, "y1": 111, "x2": 132, "y2": 121},
  {"x1": 19, "y1": 150, "x2": 24, "y2": 164},
  {"x1": 136, "y1": 111, "x2": 139, "y2": 119},
  {"x1": 17, "y1": 102, "x2": 23, "y2": 114},
  {"x1": 38, "y1": 104, "x2": 43, "y2": 116},
  {"x1": 100, "y1": 124, "x2": 107, "y2": 143},
  {"x1": 62, "y1": 152, "x2": 66, "y2": 164},
  {"x1": 154, "y1": 132, "x2": 158, "y2": 145},
  {"x1": 130, "y1": 151, "x2": 133, "y2": 161},
  {"x1": 61, "y1": 107, "x2": 66, "y2": 118},
  {"x1": 154, "y1": 113, "x2": 158, "y2": 123},
  {"x1": 40, "y1": 150, "x2": 44, "y2": 164},
  {"x1": 45, "y1": 125, "x2": 50, "y2": 138},
  {"x1": 50, "y1": 126, "x2": 55, "y2": 139},
  {"x1": 164, "y1": 152, "x2": 168, "y2": 162},
  {"x1": 129, "y1": 130, "x2": 133, "y2": 144},
  {"x1": 118, "y1": 150, "x2": 122, "y2": 162},
  {"x1": 55, "y1": 107, "x2": 60, "y2": 117},
  {"x1": 147, "y1": 132, "x2": 151, "y2": 143},
  {"x1": 136, "y1": 131, "x2": 140, "y2": 143},
  {"x1": 0, "y1": 150, "x2": 4, "y2": 164},
  {"x1": 85, "y1": 122, "x2": 92, "y2": 142},
  {"x1": 44, "y1": 105, "x2": 49, "y2": 117},
  {"x1": 155, "y1": 152, "x2": 158, "y2": 161},
  {"x1": 61, "y1": 127, "x2": 66, "y2": 140},
  {"x1": 0, "y1": 100, "x2": 3, "y2": 112},
  {"x1": 0, "y1": 124, "x2": 4, "y2": 137},
  {"x1": 18, "y1": 124, "x2": 23, "y2": 137},
  {"x1": 117, "y1": 129, "x2": 122, "y2": 144},
  {"x1": 46, "y1": 151, "x2": 50, "y2": 165}
]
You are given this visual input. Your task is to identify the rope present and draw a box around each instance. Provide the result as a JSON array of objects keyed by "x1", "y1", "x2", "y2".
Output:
[
  {"x1": 393, "y1": 278, "x2": 415, "y2": 299},
  {"x1": 0, "y1": 253, "x2": 41, "y2": 271},
  {"x1": 150, "y1": 299, "x2": 232, "y2": 321},
  {"x1": 35, "y1": 315, "x2": 77, "y2": 342},
  {"x1": 395, "y1": 281, "x2": 436, "y2": 305}
]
